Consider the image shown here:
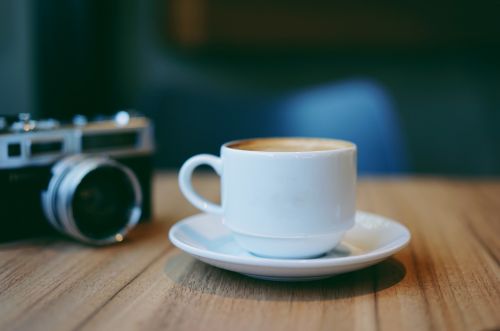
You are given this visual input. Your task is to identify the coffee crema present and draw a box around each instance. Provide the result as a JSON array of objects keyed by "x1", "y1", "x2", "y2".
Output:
[{"x1": 228, "y1": 138, "x2": 352, "y2": 152}]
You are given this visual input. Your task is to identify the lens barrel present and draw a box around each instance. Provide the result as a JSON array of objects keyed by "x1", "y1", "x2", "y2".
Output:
[{"x1": 42, "y1": 155, "x2": 142, "y2": 245}]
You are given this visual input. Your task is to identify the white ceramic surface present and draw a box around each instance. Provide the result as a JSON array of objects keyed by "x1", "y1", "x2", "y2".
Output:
[
  {"x1": 168, "y1": 211, "x2": 411, "y2": 281},
  {"x1": 178, "y1": 138, "x2": 357, "y2": 258}
]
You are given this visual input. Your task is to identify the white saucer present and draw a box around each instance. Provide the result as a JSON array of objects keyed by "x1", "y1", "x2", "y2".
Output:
[{"x1": 168, "y1": 211, "x2": 410, "y2": 281}]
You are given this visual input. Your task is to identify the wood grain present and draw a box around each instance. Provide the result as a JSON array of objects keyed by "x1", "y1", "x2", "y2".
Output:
[{"x1": 0, "y1": 173, "x2": 499, "y2": 331}]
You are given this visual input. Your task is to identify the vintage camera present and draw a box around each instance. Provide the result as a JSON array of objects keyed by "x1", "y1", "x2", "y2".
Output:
[{"x1": 0, "y1": 112, "x2": 153, "y2": 245}]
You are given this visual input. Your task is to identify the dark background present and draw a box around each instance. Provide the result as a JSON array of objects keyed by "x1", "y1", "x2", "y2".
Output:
[{"x1": 1, "y1": 0, "x2": 499, "y2": 175}]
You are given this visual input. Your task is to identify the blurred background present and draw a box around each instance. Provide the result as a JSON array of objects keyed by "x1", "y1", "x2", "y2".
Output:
[{"x1": 1, "y1": 0, "x2": 499, "y2": 175}]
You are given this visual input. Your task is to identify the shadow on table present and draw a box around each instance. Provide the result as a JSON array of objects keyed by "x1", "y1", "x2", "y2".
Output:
[{"x1": 163, "y1": 253, "x2": 406, "y2": 301}]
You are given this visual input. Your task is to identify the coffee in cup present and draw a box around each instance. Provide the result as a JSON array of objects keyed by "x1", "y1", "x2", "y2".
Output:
[{"x1": 179, "y1": 137, "x2": 357, "y2": 259}]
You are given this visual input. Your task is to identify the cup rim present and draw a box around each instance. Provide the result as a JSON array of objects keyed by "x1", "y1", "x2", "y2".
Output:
[{"x1": 222, "y1": 137, "x2": 356, "y2": 155}]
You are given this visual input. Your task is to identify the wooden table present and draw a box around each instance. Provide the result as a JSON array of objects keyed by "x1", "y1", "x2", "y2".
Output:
[{"x1": 1, "y1": 172, "x2": 499, "y2": 331}]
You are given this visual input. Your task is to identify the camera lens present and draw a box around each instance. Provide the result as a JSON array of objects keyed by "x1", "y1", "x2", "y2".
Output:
[
  {"x1": 43, "y1": 155, "x2": 142, "y2": 244},
  {"x1": 72, "y1": 166, "x2": 136, "y2": 239}
]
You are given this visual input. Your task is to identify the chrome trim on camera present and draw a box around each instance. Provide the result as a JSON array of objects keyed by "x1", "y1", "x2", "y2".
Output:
[
  {"x1": 0, "y1": 115, "x2": 154, "y2": 169},
  {"x1": 42, "y1": 155, "x2": 142, "y2": 245}
]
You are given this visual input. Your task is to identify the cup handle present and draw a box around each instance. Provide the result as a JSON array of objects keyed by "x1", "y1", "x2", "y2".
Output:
[{"x1": 178, "y1": 154, "x2": 223, "y2": 215}]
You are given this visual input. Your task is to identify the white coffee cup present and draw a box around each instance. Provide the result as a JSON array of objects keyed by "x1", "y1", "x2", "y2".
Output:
[{"x1": 179, "y1": 137, "x2": 357, "y2": 259}]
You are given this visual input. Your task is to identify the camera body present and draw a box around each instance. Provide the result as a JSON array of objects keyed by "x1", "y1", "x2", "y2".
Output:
[{"x1": 0, "y1": 112, "x2": 153, "y2": 244}]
